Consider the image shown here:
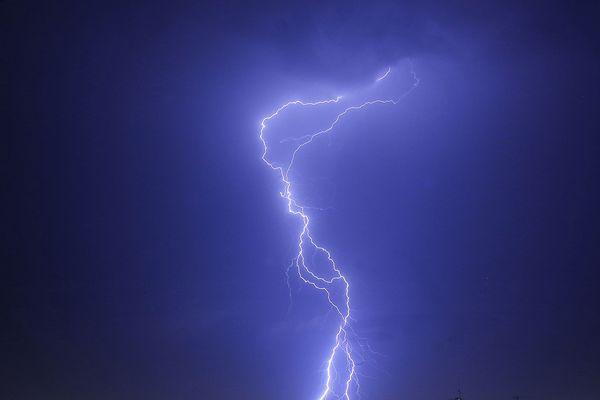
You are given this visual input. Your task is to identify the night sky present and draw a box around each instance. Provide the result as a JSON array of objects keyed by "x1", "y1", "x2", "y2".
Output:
[{"x1": 3, "y1": 1, "x2": 600, "y2": 399}]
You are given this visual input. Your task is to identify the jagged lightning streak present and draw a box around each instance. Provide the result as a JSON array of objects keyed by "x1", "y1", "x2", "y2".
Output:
[{"x1": 259, "y1": 66, "x2": 419, "y2": 399}]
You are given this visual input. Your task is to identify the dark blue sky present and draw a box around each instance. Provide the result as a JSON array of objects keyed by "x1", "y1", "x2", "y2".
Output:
[{"x1": 3, "y1": 1, "x2": 600, "y2": 399}]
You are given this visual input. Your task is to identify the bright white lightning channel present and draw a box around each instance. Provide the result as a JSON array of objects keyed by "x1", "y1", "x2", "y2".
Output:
[{"x1": 259, "y1": 66, "x2": 419, "y2": 399}]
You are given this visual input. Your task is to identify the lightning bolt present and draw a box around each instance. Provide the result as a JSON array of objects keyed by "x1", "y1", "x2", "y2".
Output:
[
  {"x1": 375, "y1": 66, "x2": 391, "y2": 82},
  {"x1": 259, "y1": 65, "x2": 419, "y2": 399}
]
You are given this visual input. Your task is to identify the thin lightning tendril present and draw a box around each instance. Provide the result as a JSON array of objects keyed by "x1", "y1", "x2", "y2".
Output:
[
  {"x1": 259, "y1": 66, "x2": 419, "y2": 399},
  {"x1": 375, "y1": 67, "x2": 391, "y2": 82}
]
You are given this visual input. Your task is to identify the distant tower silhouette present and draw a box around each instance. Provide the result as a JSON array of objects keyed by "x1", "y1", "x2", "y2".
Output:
[{"x1": 454, "y1": 388, "x2": 464, "y2": 400}]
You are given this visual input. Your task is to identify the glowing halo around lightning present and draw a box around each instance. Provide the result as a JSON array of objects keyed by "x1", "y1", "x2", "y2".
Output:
[{"x1": 259, "y1": 65, "x2": 419, "y2": 399}]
